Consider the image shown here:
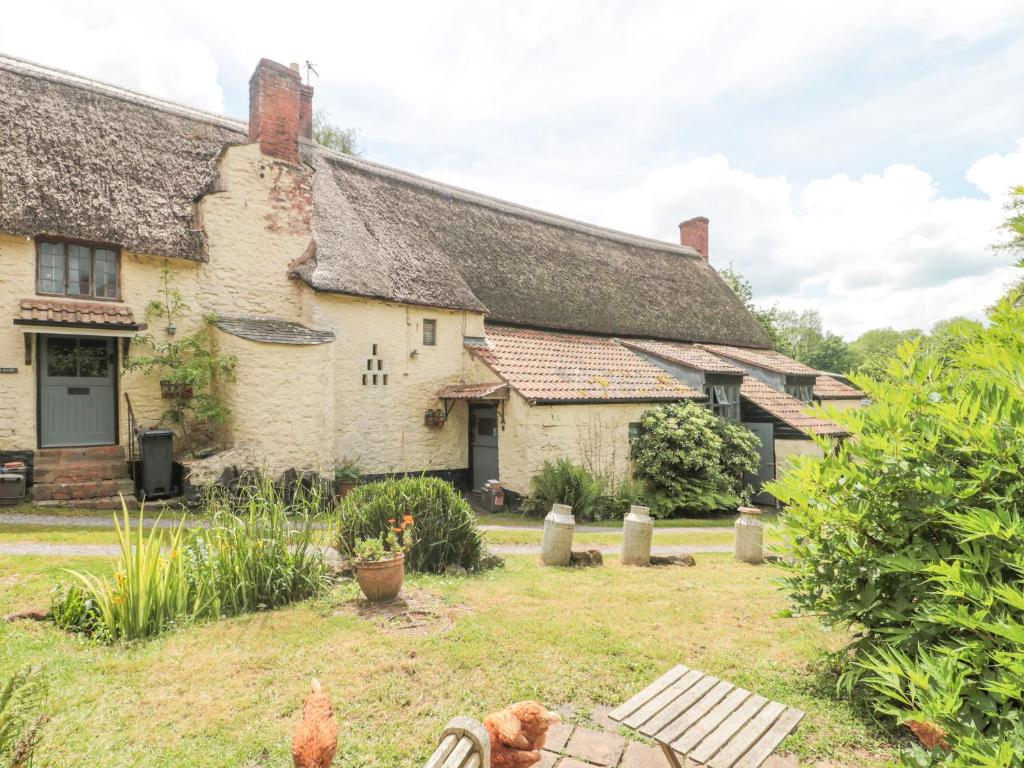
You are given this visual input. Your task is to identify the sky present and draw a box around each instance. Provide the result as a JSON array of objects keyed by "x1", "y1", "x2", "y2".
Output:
[{"x1": 3, "y1": 0, "x2": 1024, "y2": 339}]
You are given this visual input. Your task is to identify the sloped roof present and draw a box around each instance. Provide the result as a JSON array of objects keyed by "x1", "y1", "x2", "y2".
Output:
[
  {"x1": 214, "y1": 317, "x2": 335, "y2": 345},
  {"x1": 15, "y1": 298, "x2": 144, "y2": 329},
  {"x1": 471, "y1": 325, "x2": 703, "y2": 403},
  {"x1": 436, "y1": 382, "x2": 509, "y2": 400},
  {"x1": 621, "y1": 339, "x2": 745, "y2": 375},
  {"x1": 700, "y1": 344, "x2": 819, "y2": 376},
  {"x1": 814, "y1": 375, "x2": 863, "y2": 400},
  {"x1": 298, "y1": 147, "x2": 773, "y2": 348},
  {"x1": 0, "y1": 55, "x2": 246, "y2": 260},
  {"x1": 740, "y1": 377, "x2": 848, "y2": 437}
]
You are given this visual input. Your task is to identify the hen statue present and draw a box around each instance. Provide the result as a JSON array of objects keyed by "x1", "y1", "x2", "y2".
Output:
[
  {"x1": 292, "y1": 679, "x2": 339, "y2": 768},
  {"x1": 483, "y1": 701, "x2": 562, "y2": 768}
]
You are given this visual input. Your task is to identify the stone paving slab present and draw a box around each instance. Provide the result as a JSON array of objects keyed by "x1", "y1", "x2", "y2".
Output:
[{"x1": 567, "y1": 727, "x2": 626, "y2": 766}]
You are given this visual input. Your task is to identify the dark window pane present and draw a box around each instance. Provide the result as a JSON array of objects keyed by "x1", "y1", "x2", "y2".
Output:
[
  {"x1": 477, "y1": 416, "x2": 497, "y2": 436},
  {"x1": 94, "y1": 249, "x2": 117, "y2": 298},
  {"x1": 67, "y1": 245, "x2": 92, "y2": 296},
  {"x1": 77, "y1": 340, "x2": 109, "y2": 377},
  {"x1": 46, "y1": 338, "x2": 77, "y2": 376},
  {"x1": 423, "y1": 319, "x2": 437, "y2": 346},
  {"x1": 39, "y1": 242, "x2": 65, "y2": 293}
]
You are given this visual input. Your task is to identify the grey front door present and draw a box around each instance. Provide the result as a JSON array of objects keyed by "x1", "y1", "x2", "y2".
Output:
[
  {"x1": 470, "y1": 404, "x2": 499, "y2": 491},
  {"x1": 742, "y1": 421, "x2": 776, "y2": 506},
  {"x1": 39, "y1": 336, "x2": 117, "y2": 448}
]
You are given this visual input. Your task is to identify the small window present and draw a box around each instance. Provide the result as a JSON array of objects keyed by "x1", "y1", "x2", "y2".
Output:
[
  {"x1": 423, "y1": 319, "x2": 437, "y2": 346},
  {"x1": 628, "y1": 422, "x2": 642, "y2": 441},
  {"x1": 36, "y1": 239, "x2": 119, "y2": 300},
  {"x1": 705, "y1": 383, "x2": 741, "y2": 421},
  {"x1": 785, "y1": 383, "x2": 814, "y2": 403}
]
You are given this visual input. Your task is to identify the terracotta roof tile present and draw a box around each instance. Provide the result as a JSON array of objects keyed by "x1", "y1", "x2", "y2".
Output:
[
  {"x1": 621, "y1": 339, "x2": 745, "y2": 375},
  {"x1": 473, "y1": 325, "x2": 703, "y2": 402},
  {"x1": 699, "y1": 344, "x2": 819, "y2": 376},
  {"x1": 436, "y1": 382, "x2": 509, "y2": 400},
  {"x1": 740, "y1": 377, "x2": 848, "y2": 437},
  {"x1": 814, "y1": 375, "x2": 864, "y2": 400},
  {"x1": 16, "y1": 298, "x2": 143, "y2": 328}
]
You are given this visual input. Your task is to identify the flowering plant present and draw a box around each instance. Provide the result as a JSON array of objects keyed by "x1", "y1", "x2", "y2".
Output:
[{"x1": 353, "y1": 515, "x2": 414, "y2": 563}]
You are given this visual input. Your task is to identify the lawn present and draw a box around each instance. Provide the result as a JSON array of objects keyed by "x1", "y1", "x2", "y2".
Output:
[{"x1": 0, "y1": 549, "x2": 898, "y2": 767}]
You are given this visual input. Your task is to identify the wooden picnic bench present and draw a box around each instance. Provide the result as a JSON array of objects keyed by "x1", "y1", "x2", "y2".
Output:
[
  {"x1": 423, "y1": 716, "x2": 490, "y2": 768},
  {"x1": 608, "y1": 664, "x2": 804, "y2": 768}
]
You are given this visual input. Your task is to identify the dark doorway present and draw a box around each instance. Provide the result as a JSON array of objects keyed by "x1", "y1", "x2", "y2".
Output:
[{"x1": 469, "y1": 404, "x2": 499, "y2": 491}]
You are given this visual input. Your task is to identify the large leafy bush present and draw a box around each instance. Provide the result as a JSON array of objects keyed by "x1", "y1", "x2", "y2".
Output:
[
  {"x1": 771, "y1": 292, "x2": 1024, "y2": 766},
  {"x1": 335, "y1": 476, "x2": 486, "y2": 573},
  {"x1": 630, "y1": 401, "x2": 760, "y2": 517}
]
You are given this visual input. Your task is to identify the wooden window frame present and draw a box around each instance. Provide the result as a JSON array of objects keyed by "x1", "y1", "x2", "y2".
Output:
[
  {"x1": 422, "y1": 318, "x2": 437, "y2": 346},
  {"x1": 35, "y1": 237, "x2": 122, "y2": 302}
]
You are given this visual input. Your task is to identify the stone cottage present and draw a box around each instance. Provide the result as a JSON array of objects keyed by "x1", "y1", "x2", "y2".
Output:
[{"x1": 0, "y1": 54, "x2": 860, "y2": 505}]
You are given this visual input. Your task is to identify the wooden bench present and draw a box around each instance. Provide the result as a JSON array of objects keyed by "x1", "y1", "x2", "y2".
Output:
[
  {"x1": 423, "y1": 716, "x2": 491, "y2": 768},
  {"x1": 608, "y1": 664, "x2": 804, "y2": 768}
]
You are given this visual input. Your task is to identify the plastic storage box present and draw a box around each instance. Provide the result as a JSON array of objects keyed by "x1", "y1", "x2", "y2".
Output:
[{"x1": 0, "y1": 473, "x2": 26, "y2": 506}]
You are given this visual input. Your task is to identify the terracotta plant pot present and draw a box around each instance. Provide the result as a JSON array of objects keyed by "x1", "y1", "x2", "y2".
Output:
[
  {"x1": 334, "y1": 480, "x2": 358, "y2": 498},
  {"x1": 355, "y1": 553, "x2": 405, "y2": 602}
]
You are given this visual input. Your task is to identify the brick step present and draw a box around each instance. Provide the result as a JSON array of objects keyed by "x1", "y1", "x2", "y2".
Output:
[
  {"x1": 36, "y1": 445, "x2": 126, "y2": 463},
  {"x1": 33, "y1": 460, "x2": 130, "y2": 485},
  {"x1": 34, "y1": 495, "x2": 140, "y2": 511},
  {"x1": 32, "y1": 478, "x2": 135, "y2": 502}
]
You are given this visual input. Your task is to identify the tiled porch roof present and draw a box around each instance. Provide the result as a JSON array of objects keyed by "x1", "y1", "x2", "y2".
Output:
[
  {"x1": 700, "y1": 344, "x2": 818, "y2": 376},
  {"x1": 436, "y1": 381, "x2": 509, "y2": 400},
  {"x1": 621, "y1": 339, "x2": 745, "y2": 375},
  {"x1": 15, "y1": 298, "x2": 144, "y2": 329},
  {"x1": 814, "y1": 374, "x2": 864, "y2": 400},
  {"x1": 472, "y1": 325, "x2": 703, "y2": 403},
  {"x1": 740, "y1": 377, "x2": 848, "y2": 437}
]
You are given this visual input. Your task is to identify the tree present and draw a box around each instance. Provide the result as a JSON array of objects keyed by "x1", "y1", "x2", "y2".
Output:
[
  {"x1": 803, "y1": 332, "x2": 860, "y2": 372},
  {"x1": 717, "y1": 265, "x2": 789, "y2": 353},
  {"x1": 775, "y1": 309, "x2": 825, "y2": 363},
  {"x1": 1002, "y1": 185, "x2": 1024, "y2": 252},
  {"x1": 849, "y1": 327, "x2": 922, "y2": 380},
  {"x1": 313, "y1": 109, "x2": 362, "y2": 155}
]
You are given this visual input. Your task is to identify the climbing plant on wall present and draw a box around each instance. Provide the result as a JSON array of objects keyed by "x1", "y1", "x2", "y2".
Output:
[{"x1": 126, "y1": 265, "x2": 237, "y2": 455}]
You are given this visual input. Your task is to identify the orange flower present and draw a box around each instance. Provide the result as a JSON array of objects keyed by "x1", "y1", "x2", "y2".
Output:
[
  {"x1": 387, "y1": 518, "x2": 396, "y2": 524},
  {"x1": 403, "y1": 515, "x2": 414, "y2": 525},
  {"x1": 393, "y1": 527, "x2": 402, "y2": 534}
]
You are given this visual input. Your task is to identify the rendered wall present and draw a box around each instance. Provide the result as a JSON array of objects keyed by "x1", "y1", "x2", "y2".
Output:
[
  {"x1": 308, "y1": 293, "x2": 489, "y2": 475},
  {"x1": 774, "y1": 438, "x2": 824, "y2": 476}
]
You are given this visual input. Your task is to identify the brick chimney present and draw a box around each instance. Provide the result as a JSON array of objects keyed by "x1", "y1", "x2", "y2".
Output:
[
  {"x1": 679, "y1": 216, "x2": 709, "y2": 259},
  {"x1": 299, "y1": 83, "x2": 314, "y2": 141},
  {"x1": 248, "y1": 59, "x2": 303, "y2": 164}
]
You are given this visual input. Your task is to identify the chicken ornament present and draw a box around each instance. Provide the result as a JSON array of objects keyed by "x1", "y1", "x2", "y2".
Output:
[{"x1": 482, "y1": 701, "x2": 562, "y2": 768}]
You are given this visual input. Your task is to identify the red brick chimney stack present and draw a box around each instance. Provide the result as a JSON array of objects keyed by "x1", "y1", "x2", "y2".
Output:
[
  {"x1": 679, "y1": 216, "x2": 709, "y2": 259},
  {"x1": 299, "y1": 83, "x2": 315, "y2": 141},
  {"x1": 248, "y1": 59, "x2": 303, "y2": 164}
]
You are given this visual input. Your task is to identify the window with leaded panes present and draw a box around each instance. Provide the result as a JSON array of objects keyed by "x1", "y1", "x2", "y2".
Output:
[{"x1": 36, "y1": 240, "x2": 119, "y2": 300}]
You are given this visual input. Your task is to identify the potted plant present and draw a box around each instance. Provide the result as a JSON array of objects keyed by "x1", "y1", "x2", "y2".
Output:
[
  {"x1": 353, "y1": 516, "x2": 414, "y2": 602},
  {"x1": 333, "y1": 460, "x2": 362, "y2": 498}
]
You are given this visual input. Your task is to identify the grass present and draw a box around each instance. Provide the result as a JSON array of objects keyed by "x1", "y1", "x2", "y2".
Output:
[{"x1": 0, "y1": 550, "x2": 898, "y2": 767}]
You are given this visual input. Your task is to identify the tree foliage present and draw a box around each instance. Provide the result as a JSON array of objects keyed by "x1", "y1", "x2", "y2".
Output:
[
  {"x1": 770, "y1": 289, "x2": 1024, "y2": 766},
  {"x1": 630, "y1": 401, "x2": 760, "y2": 517},
  {"x1": 313, "y1": 109, "x2": 362, "y2": 155},
  {"x1": 717, "y1": 265, "x2": 789, "y2": 352}
]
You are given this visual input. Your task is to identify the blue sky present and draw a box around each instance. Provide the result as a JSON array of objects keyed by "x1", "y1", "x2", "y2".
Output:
[{"x1": 3, "y1": 0, "x2": 1023, "y2": 338}]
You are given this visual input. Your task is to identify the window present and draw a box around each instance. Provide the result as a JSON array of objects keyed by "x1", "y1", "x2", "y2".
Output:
[
  {"x1": 785, "y1": 383, "x2": 814, "y2": 403},
  {"x1": 704, "y1": 383, "x2": 741, "y2": 421},
  {"x1": 422, "y1": 319, "x2": 437, "y2": 346},
  {"x1": 36, "y1": 239, "x2": 119, "y2": 299},
  {"x1": 628, "y1": 422, "x2": 642, "y2": 441}
]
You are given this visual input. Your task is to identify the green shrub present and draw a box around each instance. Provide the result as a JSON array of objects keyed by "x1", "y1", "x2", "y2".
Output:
[
  {"x1": 0, "y1": 667, "x2": 46, "y2": 768},
  {"x1": 335, "y1": 476, "x2": 485, "y2": 574},
  {"x1": 55, "y1": 480, "x2": 326, "y2": 642},
  {"x1": 520, "y1": 459, "x2": 604, "y2": 519},
  {"x1": 630, "y1": 401, "x2": 760, "y2": 517},
  {"x1": 770, "y1": 293, "x2": 1024, "y2": 766}
]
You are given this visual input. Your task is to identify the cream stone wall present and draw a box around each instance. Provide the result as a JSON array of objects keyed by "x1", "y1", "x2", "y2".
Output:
[
  {"x1": 308, "y1": 293, "x2": 490, "y2": 475},
  {"x1": 0, "y1": 233, "x2": 38, "y2": 450},
  {"x1": 819, "y1": 398, "x2": 863, "y2": 415},
  {"x1": 774, "y1": 438, "x2": 825, "y2": 476}
]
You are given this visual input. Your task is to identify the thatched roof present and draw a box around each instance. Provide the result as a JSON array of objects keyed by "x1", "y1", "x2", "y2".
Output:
[
  {"x1": 299, "y1": 147, "x2": 773, "y2": 348},
  {"x1": 0, "y1": 55, "x2": 246, "y2": 260}
]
